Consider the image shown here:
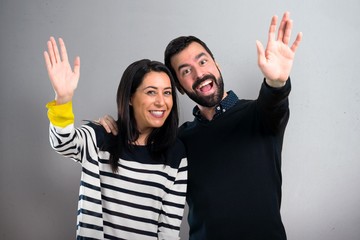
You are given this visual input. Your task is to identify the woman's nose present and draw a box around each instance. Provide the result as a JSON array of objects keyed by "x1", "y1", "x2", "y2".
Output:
[{"x1": 155, "y1": 94, "x2": 165, "y2": 106}]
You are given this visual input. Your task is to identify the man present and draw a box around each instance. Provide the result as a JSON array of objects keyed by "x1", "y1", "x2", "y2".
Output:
[{"x1": 100, "y1": 11, "x2": 302, "y2": 239}]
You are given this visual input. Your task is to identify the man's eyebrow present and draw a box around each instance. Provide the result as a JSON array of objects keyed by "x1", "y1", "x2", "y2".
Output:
[
  {"x1": 177, "y1": 63, "x2": 190, "y2": 72},
  {"x1": 177, "y1": 52, "x2": 207, "y2": 72},
  {"x1": 195, "y1": 52, "x2": 206, "y2": 61}
]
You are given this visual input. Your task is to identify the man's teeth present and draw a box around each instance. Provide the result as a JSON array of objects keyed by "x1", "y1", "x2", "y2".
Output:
[{"x1": 199, "y1": 80, "x2": 212, "y2": 88}]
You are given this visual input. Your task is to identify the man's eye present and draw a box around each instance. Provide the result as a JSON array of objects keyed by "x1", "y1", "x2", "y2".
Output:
[
  {"x1": 200, "y1": 59, "x2": 207, "y2": 65},
  {"x1": 182, "y1": 68, "x2": 191, "y2": 76}
]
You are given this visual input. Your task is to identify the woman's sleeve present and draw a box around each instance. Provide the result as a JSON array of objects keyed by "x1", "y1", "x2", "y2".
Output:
[
  {"x1": 46, "y1": 100, "x2": 98, "y2": 163},
  {"x1": 158, "y1": 157, "x2": 188, "y2": 240}
]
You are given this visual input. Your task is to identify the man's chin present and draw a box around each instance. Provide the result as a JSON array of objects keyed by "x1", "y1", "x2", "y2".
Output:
[
  {"x1": 185, "y1": 89, "x2": 222, "y2": 107},
  {"x1": 195, "y1": 96, "x2": 219, "y2": 108}
]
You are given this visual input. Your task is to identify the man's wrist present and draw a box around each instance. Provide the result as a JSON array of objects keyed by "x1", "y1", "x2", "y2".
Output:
[{"x1": 265, "y1": 78, "x2": 287, "y2": 88}]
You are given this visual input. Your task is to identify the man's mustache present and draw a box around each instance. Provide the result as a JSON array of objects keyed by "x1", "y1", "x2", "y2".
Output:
[{"x1": 192, "y1": 74, "x2": 217, "y2": 90}]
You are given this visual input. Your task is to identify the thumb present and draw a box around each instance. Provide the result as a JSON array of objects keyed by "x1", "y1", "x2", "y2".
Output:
[
  {"x1": 256, "y1": 40, "x2": 266, "y2": 67},
  {"x1": 73, "y1": 56, "x2": 80, "y2": 78}
]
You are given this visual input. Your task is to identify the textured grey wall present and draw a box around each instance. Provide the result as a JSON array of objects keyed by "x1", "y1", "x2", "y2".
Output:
[{"x1": 1, "y1": 0, "x2": 360, "y2": 239}]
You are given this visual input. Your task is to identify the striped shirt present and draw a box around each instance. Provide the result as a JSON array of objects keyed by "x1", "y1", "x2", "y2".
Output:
[{"x1": 47, "y1": 101, "x2": 188, "y2": 240}]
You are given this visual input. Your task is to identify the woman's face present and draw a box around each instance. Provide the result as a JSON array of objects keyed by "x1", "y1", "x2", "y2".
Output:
[{"x1": 130, "y1": 71, "x2": 173, "y2": 136}]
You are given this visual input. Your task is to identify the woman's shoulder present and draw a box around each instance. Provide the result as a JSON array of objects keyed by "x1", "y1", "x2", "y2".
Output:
[{"x1": 84, "y1": 121, "x2": 117, "y2": 150}]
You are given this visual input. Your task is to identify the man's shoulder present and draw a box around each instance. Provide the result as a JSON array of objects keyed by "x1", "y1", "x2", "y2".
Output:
[
  {"x1": 179, "y1": 100, "x2": 255, "y2": 127},
  {"x1": 168, "y1": 138, "x2": 187, "y2": 155},
  {"x1": 165, "y1": 138, "x2": 187, "y2": 168},
  {"x1": 178, "y1": 119, "x2": 197, "y2": 132}
]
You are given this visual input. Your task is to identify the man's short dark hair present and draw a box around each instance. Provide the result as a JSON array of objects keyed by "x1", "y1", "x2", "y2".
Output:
[{"x1": 164, "y1": 36, "x2": 215, "y2": 94}]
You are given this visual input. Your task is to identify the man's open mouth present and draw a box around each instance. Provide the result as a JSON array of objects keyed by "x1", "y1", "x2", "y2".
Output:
[{"x1": 196, "y1": 79, "x2": 214, "y2": 93}]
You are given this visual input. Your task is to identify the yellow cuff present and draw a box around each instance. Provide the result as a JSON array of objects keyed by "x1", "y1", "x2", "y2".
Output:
[{"x1": 46, "y1": 100, "x2": 74, "y2": 127}]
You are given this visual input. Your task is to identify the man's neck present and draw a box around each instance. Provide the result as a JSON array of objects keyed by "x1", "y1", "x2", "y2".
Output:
[
  {"x1": 197, "y1": 105, "x2": 216, "y2": 121},
  {"x1": 197, "y1": 92, "x2": 228, "y2": 121}
]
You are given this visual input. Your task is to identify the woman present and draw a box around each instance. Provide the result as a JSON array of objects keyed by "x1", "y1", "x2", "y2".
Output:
[{"x1": 44, "y1": 37, "x2": 187, "y2": 240}]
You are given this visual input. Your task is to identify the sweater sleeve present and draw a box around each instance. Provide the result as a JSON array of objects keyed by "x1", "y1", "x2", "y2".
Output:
[
  {"x1": 46, "y1": 100, "x2": 74, "y2": 127},
  {"x1": 46, "y1": 100, "x2": 98, "y2": 163},
  {"x1": 158, "y1": 157, "x2": 188, "y2": 240},
  {"x1": 256, "y1": 78, "x2": 291, "y2": 134}
]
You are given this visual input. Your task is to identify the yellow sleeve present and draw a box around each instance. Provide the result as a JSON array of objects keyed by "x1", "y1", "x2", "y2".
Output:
[{"x1": 46, "y1": 100, "x2": 74, "y2": 127}]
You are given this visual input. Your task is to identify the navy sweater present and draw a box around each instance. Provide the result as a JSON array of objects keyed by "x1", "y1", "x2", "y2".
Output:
[{"x1": 179, "y1": 80, "x2": 291, "y2": 240}]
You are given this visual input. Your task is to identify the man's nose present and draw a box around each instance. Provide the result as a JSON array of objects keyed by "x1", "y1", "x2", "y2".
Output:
[{"x1": 193, "y1": 66, "x2": 205, "y2": 79}]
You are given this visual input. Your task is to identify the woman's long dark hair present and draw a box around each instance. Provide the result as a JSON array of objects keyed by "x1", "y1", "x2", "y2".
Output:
[{"x1": 109, "y1": 59, "x2": 179, "y2": 172}]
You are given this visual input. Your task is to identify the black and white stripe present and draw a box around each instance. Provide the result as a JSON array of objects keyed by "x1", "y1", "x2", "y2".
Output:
[{"x1": 49, "y1": 123, "x2": 187, "y2": 240}]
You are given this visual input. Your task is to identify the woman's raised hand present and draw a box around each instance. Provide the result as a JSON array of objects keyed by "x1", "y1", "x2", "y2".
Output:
[{"x1": 44, "y1": 37, "x2": 80, "y2": 104}]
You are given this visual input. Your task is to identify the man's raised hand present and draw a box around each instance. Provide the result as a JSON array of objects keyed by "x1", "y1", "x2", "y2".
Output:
[{"x1": 256, "y1": 12, "x2": 303, "y2": 87}]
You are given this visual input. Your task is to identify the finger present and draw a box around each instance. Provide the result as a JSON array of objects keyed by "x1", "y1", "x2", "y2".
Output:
[
  {"x1": 283, "y1": 19, "x2": 293, "y2": 45},
  {"x1": 73, "y1": 56, "x2": 81, "y2": 78},
  {"x1": 47, "y1": 39, "x2": 56, "y2": 66},
  {"x1": 256, "y1": 40, "x2": 266, "y2": 67},
  {"x1": 50, "y1": 36, "x2": 61, "y2": 63},
  {"x1": 58, "y1": 38, "x2": 69, "y2": 63},
  {"x1": 277, "y1": 12, "x2": 289, "y2": 41},
  {"x1": 99, "y1": 118, "x2": 112, "y2": 133},
  {"x1": 290, "y1": 32, "x2": 303, "y2": 52},
  {"x1": 106, "y1": 120, "x2": 116, "y2": 135},
  {"x1": 268, "y1": 15, "x2": 278, "y2": 43},
  {"x1": 105, "y1": 115, "x2": 118, "y2": 135},
  {"x1": 43, "y1": 51, "x2": 52, "y2": 74}
]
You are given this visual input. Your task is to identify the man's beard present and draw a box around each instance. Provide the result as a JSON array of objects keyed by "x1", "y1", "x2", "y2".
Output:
[{"x1": 183, "y1": 73, "x2": 224, "y2": 108}]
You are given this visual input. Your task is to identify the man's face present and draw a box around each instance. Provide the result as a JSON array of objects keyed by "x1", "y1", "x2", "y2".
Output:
[{"x1": 170, "y1": 42, "x2": 224, "y2": 108}]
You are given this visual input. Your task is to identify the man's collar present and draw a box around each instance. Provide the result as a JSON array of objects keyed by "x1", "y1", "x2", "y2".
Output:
[{"x1": 193, "y1": 90, "x2": 239, "y2": 122}]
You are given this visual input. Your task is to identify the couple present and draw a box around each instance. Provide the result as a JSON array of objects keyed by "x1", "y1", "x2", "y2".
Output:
[{"x1": 44, "y1": 11, "x2": 302, "y2": 240}]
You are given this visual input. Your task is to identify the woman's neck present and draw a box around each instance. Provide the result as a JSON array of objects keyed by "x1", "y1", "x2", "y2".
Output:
[{"x1": 133, "y1": 132, "x2": 149, "y2": 146}]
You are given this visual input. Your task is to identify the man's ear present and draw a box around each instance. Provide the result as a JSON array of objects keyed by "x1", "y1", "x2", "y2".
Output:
[{"x1": 216, "y1": 61, "x2": 221, "y2": 70}]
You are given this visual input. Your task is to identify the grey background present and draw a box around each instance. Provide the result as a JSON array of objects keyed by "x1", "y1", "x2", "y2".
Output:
[{"x1": 1, "y1": 0, "x2": 359, "y2": 239}]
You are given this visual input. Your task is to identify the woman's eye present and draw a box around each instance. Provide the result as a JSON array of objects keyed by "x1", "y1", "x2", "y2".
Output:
[
  {"x1": 164, "y1": 91, "x2": 172, "y2": 96},
  {"x1": 146, "y1": 90, "x2": 156, "y2": 95}
]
